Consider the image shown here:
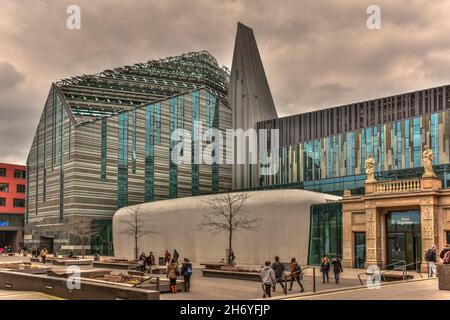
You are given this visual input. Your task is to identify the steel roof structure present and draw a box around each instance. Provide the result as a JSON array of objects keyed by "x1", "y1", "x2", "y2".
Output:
[{"x1": 55, "y1": 50, "x2": 230, "y2": 124}]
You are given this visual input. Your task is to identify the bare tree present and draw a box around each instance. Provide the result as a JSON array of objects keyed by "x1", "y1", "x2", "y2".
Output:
[
  {"x1": 199, "y1": 187, "x2": 261, "y2": 265},
  {"x1": 66, "y1": 216, "x2": 99, "y2": 258},
  {"x1": 120, "y1": 204, "x2": 156, "y2": 260}
]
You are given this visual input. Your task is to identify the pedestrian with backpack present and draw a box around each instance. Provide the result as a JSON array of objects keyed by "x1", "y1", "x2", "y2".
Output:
[
  {"x1": 181, "y1": 258, "x2": 193, "y2": 292},
  {"x1": 260, "y1": 261, "x2": 276, "y2": 298},
  {"x1": 424, "y1": 245, "x2": 438, "y2": 277},
  {"x1": 271, "y1": 256, "x2": 286, "y2": 294},
  {"x1": 288, "y1": 258, "x2": 304, "y2": 292}
]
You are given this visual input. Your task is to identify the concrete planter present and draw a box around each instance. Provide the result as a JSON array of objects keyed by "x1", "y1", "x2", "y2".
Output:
[{"x1": 437, "y1": 264, "x2": 450, "y2": 290}]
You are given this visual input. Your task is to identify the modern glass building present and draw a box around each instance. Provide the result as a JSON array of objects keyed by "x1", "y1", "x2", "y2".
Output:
[
  {"x1": 25, "y1": 51, "x2": 231, "y2": 255},
  {"x1": 257, "y1": 86, "x2": 450, "y2": 196}
]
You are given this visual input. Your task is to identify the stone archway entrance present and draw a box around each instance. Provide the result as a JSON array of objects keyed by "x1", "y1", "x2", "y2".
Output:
[{"x1": 342, "y1": 176, "x2": 444, "y2": 272}]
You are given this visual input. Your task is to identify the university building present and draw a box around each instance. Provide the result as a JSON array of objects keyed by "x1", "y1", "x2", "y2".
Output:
[
  {"x1": 0, "y1": 163, "x2": 26, "y2": 250},
  {"x1": 27, "y1": 22, "x2": 450, "y2": 267},
  {"x1": 25, "y1": 51, "x2": 231, "y2": 255}
]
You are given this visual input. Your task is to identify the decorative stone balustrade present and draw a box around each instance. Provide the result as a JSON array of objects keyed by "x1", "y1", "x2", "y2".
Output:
[{"x1": 374, "y1": 179, "x2": 421, "y2": 193}]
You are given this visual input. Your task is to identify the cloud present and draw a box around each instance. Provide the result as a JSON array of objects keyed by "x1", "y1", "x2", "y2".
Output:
[
  {"x1": 0, "y1": 62, "x2": 25, "y2": 92},
  {"x1": 2, "y1": 0, "x2": 450, "y2": 162}
]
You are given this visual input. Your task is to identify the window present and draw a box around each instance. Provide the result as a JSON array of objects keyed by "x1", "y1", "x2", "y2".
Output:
[
  {"x1": 0, "y1": 183, "x2": 9, "y2": 192},
  {"x1": 13, "y1": 199, "x2": 25, "y2": 208},
  {"x1": 14, "y1": 170, "x2": 26, "y2": 179},
  {"x1": 0, "y1": 198, "x2": 5, "y2": 206},
  {"x1": 447, "y1": 231, "x2": 450, "y2": 246},
  {"x1": 17, "y1": 185, "x2": 25, "y2": 193},
  {"x1": 0, "y1": 168, "x2": 6, "y2": 177}
]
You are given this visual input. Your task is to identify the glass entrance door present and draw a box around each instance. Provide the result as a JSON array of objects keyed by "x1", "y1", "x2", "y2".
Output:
[{"x1": 386, "y1": 210, "x2": 421, "y2": 269}]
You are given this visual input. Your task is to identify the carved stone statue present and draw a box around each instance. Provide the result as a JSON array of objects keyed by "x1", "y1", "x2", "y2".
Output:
[
  {"x1": 365, "y1": 154, "x2": 376, "y2": 183},
  {"x1": 422, "y1": 145, "x2": 436, "y2": 177}
]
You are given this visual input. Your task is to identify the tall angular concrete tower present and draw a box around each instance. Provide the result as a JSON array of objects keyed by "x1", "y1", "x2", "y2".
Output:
[{"x1": 229, "y1": 22, "x2": 278, "y2": 190}]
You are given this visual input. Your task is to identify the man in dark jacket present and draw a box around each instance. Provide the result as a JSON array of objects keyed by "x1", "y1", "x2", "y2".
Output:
[
  {"x1": 425, "y1": 245, "x2": 438, "y2": 277},
  {"x1": 332, "y1": 257, "x2": 343, "y2": 284},
  {"x1": 271, "y1": 256, "x2": 286, "y2": 293},
  {"x1": 180, "y1": 258, "x2": 193, "y2": 292}
]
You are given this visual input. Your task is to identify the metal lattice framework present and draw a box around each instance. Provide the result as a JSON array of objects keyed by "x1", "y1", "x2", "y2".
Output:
[{"x1": 56, "y1": 51, "x2": 230, "y2": 124}]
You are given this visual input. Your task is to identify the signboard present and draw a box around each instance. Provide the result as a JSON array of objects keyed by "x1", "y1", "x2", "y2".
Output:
[{"x1": 0, "y1": 221, "x2": 10, "y2": 227}]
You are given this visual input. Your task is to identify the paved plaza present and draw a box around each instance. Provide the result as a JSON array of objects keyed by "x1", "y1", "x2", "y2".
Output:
[
  {"x1": 285, "y1": 278, "x2": 450, "y2": 300},
  {"x1": 0, "y1": 255, "x2": 448, "y2": 300}
]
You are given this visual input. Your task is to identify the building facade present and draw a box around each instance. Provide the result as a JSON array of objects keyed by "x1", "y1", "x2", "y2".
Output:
[
  {"x1": 257, "y1": 87, "x2": 450, "y2": 196},
  {"x1": 0, "y1": 163, "x2": 26, "y2": 250},
  {"x1": 342, "y1": 174, "x2": 450, "y2": 272},
  {"x1": 25, "y1": 52, "x2": 231, "y2": 255}
]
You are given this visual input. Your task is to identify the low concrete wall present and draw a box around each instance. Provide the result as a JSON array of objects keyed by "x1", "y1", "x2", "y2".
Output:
[
  {"x1": 0, "y1": 271, "x2": 159, "y2": 300},
  {"x1": 437, "y1": 264, "x2": 450, "y2": 290}
]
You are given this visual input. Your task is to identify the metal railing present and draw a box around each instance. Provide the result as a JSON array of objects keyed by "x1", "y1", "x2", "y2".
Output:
[
  {"x1": 301, "y1": 266, "x2": 316, "y2": 293},
  {"x1": 357, "y1": 259, "x2": 422, "y2": 285}
]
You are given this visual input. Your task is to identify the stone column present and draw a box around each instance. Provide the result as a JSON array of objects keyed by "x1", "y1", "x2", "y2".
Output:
[
  {"x1": 420, "y1": 203, "x2": 439, "y2": 272},
  {"x1": 342, "y1": 208, "x2": 353, "y2": 268},
  {"x1": 365, "y1": 206, "x2": 383, "y2": 268}
]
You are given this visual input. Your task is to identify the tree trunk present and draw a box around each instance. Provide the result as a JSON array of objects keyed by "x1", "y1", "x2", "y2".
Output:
[
  {"x1": 134, "y1": 236, "x2": 138, "y2": 260},
  {"x1": 228, "y1": 230, "x2": 233, "y2": 265}
]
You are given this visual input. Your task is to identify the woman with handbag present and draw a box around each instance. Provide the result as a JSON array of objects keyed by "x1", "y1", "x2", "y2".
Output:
[
  {"x1": 288, "y1": 258, "x2": 304, "y2": 292},
  {"x1": 166, "y1": 259, "x2": 179, "y2": 294}
]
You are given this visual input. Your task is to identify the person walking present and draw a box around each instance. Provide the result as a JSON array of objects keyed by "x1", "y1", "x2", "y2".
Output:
[
  {"x1": 332, "y1": 257, "x2": 343, "y2": 284},
  {"x1": 260, "y1": 261, "x2": 276, "y2": 298},
  {"x1": 164, "y1": 250, "x2": 171, "y2": 265},
  {"x1": 425, "y1": 245, "x2": 438, "y2": 277},
  {"x1": 40, "y1": 247, "x2": 48, "y2": 264},
  {"x1": 271, "y1": 256, "x2": 286, "y2": 293},
  {"x1": 173, "y1": 249, "x2": 180, "y2": 264},
  {"x1": 138, "y1": 252, "x2": 146, "y2": 272},
  {"x1": 146, "y1": 251, "x2": 155, "y2": 274},
  {"x1": 320, "y1": 256, "x2": 330, "y2": 283},
  {"x1": 229, "y1": 250, "x2": 236, "y2": 266},
  {"x1": 166, "y1": 259, "x2": 179, "y2": 294},
  {"x1": 180, "y1": 258, "x2": 193, "y2": 292},
  {"x1": 288, "y1": 258, "x2": 304, "y2": 292}
]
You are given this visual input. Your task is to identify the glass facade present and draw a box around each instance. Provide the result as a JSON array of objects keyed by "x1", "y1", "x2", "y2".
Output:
[
  {"x1": 308, "y1": 202, "x2": 342, "y2": 265},
  {"x1": 101, "y1": 117, "x2": 107, "y2": 182},
  {"x1": 192, "y1": 91, "x2": 200, "y2": 196},
  {"x1": 91, "y1": 220, "x2": 114, "y2": 256},
  {"x1": 169, "y1": 98, "x2": 178, "y2": 199},
  {"x1": 145, "y1": 104, "x2": 155, "y2": 202},
  {"x1": 117, "y1": 112, "x2": 129, "y2": 208},
  {"x1": 261, "y1": 110, "x2": 450, "y2": 195}
]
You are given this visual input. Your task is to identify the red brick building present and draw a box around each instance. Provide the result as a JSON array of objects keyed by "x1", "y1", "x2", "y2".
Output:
[{"x1": 0, "y1": 163, "x2": 26, "y2": 250}]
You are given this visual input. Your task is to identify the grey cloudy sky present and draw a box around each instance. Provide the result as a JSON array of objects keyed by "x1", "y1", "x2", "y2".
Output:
[{"x1": 1, "y1": 0, "x2": 450, "y2": 164}]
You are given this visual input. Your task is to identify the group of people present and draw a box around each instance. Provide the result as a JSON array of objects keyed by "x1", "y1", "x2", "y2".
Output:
[
  {"x1": 424, "y1": 244, "x2": 450, "y2": 277},
  {"x1": 137, "y1": 249, "x2": 191, "y2": 294},
  {"x1": 0, "y1": 245, "x2": 13, "y2": 255},
  {"x1": 320, "y1": 256, "x2": 343, "y2": 284},
  {"x1": 260, "y1": 256, "x2": 343, "y2": 298}
]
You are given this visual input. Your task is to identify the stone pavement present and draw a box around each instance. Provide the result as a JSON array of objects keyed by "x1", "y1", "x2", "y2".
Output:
[
  {"x1": 160, "y1": 268, "x2": 361, "y2": 300},
  {"x1": 283, "y1": 278, "x2": 450, "y2": 300}
]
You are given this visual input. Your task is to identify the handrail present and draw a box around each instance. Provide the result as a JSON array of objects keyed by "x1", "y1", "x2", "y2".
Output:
[
  {"x1": 358, "y1": 259, "x2": 422, "y2": 285},
  {"x1": 300, "y1": 266, "x2": 316, "y2": 293}
]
